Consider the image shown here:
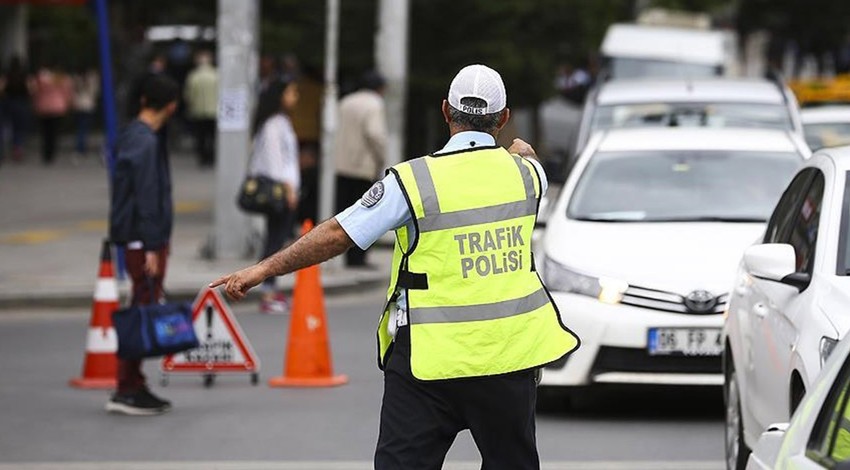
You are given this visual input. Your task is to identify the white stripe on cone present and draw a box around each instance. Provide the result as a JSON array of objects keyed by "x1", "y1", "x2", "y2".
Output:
[
  {"x1": 86, "y1": 327, "x2": 117, "y2": 353},
  {"x1": 94, "y1": 277, "x2": 119, "y2": 302}
]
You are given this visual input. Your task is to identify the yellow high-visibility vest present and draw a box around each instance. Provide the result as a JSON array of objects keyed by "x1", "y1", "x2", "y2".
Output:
[{"x1": 377, "y1": 146, "x2": 579, "y2": 380}]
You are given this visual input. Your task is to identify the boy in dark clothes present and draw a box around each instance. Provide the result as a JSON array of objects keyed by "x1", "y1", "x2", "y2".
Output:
[{"x1": 107, "y1": 74, "x2": 179, "y2": 415}]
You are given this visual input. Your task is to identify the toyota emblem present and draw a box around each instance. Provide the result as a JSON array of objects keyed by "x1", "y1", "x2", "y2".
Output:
[{"x1": 684, "y1": 290, "x2": 717, "y2": 314}]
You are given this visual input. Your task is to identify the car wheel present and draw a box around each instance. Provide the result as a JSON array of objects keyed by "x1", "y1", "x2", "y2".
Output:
[{"x1": 725, "y1": 361, "x2": 750, "y2": 470}]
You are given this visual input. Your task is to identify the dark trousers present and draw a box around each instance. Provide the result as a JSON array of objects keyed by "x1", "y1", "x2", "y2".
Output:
[
  {"x1": 193, "y1": 118, "x2": 216, "y2": 166},
  {"x1": 375, "y1": 327, "x2": 540, "y2": 470},
  {"x1": 335, "y1": 174, "x2": 373, "y2": 266},
  {"x1": 39, "y1": 116, "x2": 62, "y2": 164},
  {"x1": 261, "y1": 210, "x2": 295, "y2": 289},
  {"x1": 117, "y1": 246, "x2": 168, "y2": 394}
]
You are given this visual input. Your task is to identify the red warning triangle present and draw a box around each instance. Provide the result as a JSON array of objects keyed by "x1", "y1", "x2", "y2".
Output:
[{"x1": 162, "y1": 288, "x2": 259, "y2": 373}]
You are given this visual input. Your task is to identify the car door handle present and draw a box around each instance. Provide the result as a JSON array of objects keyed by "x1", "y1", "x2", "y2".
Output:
[{"x1": 753, "y1": 303, "x2": 769, "y2": 318}]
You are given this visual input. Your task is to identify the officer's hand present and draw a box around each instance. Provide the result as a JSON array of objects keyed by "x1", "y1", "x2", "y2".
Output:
[
  {"x1": 508, "y1": 138, "x2": 538, "y2": 160},
  {"x1": 209, "y1": 265, "x2": 267, "y2": 301}
]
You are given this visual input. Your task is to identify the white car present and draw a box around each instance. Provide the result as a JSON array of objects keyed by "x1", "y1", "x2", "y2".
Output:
[
  {"x1": 538, "y1": 127, "x2": 807, "y2": 403},
  {"x1": 725, "y1": 147, "x2": 850, "y2": 469},
  {"x1": 575, "y1": 78, "x2": 804, "y2": 156},
  {"x1": 745, "y1": 322, "x2": 850, "y2": 470},
  {"x1": 802, "y1": 106, "x2": 850, "y2": 151}
]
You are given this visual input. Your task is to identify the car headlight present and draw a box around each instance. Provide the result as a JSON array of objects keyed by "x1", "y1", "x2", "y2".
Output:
[
  {"x1": 541, "y1": 255, "x2": 628, "y2": 304},
  {"x1": 820, "y1": 336, "x2": 839, "y2": 368}
]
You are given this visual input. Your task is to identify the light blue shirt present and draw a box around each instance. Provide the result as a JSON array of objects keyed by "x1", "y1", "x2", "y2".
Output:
[{"x1": 335, "y1": 131, "x2": 548, "y2": 330}]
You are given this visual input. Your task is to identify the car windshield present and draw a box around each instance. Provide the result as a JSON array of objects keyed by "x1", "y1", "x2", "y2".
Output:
[
  {"x1": 608, "y1": 58, "x2": 720, "y2": 79},
  {"x1": 568, "y1": 150, "x2": 801, "y2": 222},
  {"x1": 804, "y1": 122, "x2": 850, "y2": 150},
  {"x1": 592, "y1": 103, "x2": 793, "y2": 132}
]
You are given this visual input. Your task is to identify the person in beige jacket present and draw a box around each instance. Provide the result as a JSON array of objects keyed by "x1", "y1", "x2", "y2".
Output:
[
  {"x1": 184, "y1": 51, "x2": 218, "y2": 167},
  {"x1": 334, "y1": 71, "x2": 387, "y2": 267}
]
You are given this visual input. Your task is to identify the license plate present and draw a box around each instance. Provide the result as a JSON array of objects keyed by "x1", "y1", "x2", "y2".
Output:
[{"x1": 648, "y1": 328, "x2": 723, "y2": 356}]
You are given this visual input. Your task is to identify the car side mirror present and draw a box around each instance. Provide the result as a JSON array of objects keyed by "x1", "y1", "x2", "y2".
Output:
[{"x1": 743, "y1": 244, "x2": 810, "y2": 292}]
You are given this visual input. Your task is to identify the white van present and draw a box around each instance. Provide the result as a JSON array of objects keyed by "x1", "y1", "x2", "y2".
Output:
[{"x1": 601, "y1": 23, "x2": 734, "y2": 79}]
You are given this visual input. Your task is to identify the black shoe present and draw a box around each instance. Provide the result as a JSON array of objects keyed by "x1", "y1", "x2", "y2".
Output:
[
  {"x1": 105, "y1": 391, "x2": 168, "y2": 416},
  {"x1": 139, "y1": 388, "x2": 172, "y2": 410}
]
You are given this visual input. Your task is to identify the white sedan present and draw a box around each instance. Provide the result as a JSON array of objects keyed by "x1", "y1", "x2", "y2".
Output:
[
  {"x1": 745, "y1": 318, "x2": 850, "y2": 469},
  {"x1": 538, "y1": 127, "x2": 807, "y2": 403},
  {"x1": 802, "y1": 105, "x2": 850, "y2": 151},
  {"x1": 725, "y1": 146, "x2": 850, "y2": 470}
]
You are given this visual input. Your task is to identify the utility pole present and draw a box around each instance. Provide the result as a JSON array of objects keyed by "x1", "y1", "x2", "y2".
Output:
[
  {"x1": 214, "y1": 0, "x2": 259, "y2": 258},
  {"x1": 0, "y1": 3, "x2": 27, "y2": 64},
  {"x1": 375, "y1": 0, "x2": 410, "y2": 168},
  {"x1": 318, "y1": 0, "x2": 340, "y2": 223}
]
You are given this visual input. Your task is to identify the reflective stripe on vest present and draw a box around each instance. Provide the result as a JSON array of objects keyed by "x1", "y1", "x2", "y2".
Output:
[
  {"x1": 409, "y1": 287, "x2": 549, "y2": 324},
  {"x1": 377, "y1": 147, "x2": 580, "y2": 380}
]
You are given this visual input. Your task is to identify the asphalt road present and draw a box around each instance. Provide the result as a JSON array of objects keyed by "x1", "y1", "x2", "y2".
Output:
[{"x1": 0, "y1": 287, "x2": 724, "y2": 469}]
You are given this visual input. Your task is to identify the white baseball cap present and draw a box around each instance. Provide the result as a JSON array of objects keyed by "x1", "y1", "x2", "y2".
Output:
[{"x1": 447, "y1": 64, "x2": 507, "y2": 115}]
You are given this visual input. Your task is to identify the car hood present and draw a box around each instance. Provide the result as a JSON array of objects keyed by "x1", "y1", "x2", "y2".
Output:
[
  {"x1": 817, "y1": 278, "x2": 850, "y2": 338},
  {"x1": 543, "y1": 220, "x2": 765, "y2": 296}
]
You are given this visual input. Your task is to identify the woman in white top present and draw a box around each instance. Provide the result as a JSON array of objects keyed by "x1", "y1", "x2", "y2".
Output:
[{"x1": 247, "y1": 78, "x2": 300, "y2": 313}]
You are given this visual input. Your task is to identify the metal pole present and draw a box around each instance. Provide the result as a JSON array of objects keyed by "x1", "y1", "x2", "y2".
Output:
[
  {"x1": 318, "y1": 0, "x2": 340, "y2": 224},
  {"x1": 213, "y1": 0, "x2": 259, "y2": 258},
  {"x1": 93, "y1": 0, "x2": 125, "y2": 278},
  {"x1": 375, "y1": 0, "x2": 409, "y2": 168},
  {"x1": 0, "y1": 4, "x2": 27, "y2": 64}
]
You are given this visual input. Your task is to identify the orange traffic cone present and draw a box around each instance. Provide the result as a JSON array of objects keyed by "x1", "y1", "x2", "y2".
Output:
[
  {"x1": 69, "y1": 240, "x2": 119, "y2": 389},
  {"x1": 269, "y1": 220, "x2": 348, "y2": 388}
]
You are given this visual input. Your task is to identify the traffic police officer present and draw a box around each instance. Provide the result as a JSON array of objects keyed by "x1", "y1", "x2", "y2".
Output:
[{"x1": 211, "y1": 64, "x2": 579, "y2": 469}]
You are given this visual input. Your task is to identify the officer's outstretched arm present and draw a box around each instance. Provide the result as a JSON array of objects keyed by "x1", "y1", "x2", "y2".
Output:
[{"x1": 209, "y1": 218, "x2": 355, "y2": 300}]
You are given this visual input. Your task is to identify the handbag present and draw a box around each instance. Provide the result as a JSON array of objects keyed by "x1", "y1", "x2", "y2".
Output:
[
  {"x1": 112, "y1": 281, "x2": 199, "y2": 360},
  {"x1": 237, "y1": 174, "x2": 289, "y2": 215}
]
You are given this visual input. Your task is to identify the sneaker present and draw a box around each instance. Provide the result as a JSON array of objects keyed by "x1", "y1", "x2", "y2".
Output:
[
  {"x1": 260, "y1": 293, "x2": 289, "y2": 314},
  {"x1": 139, "y1": 388, "x2": 172, "y2": 410},
  {"x1": 105, "y1": 391, "x2": 168, "y2": 416}
]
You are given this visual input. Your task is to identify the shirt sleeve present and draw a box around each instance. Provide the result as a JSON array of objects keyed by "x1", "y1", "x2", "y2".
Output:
[
  {"x1": 335, "y1": 173, "x2": 411, "y2": 250},
  {"x1": 131, "y1": 138, "x2": 164, "y2": 250},
  {"x1": 526, "y1": 158, "x2": 549, "y2": 197}
]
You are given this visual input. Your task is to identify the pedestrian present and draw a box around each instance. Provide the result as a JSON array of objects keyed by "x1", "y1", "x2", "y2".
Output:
[
  {"x1": 31, "y1": 64, "x2": 72, "y2": 165},
  {"x1": 2, "y1": 56, "x2": 31, "y2": 163},
  {"x1": 211, "y1": 64, "x2": 579, "y2": 469},
  {"x1": 246, "y1": 78, "x2": 300, "y2": 314},
  {"x1": 184, "y1": 50, "x2": 218, "y2": 168},
  {"x1": 333, "y1": 70, "x2": 387, "y2": 267},
  {"x1": 71, "y1": 66, "x2": 100, "y2": 159},
  {"x1": 107, "y1": 74, "x2": 179, "y2": 415}
]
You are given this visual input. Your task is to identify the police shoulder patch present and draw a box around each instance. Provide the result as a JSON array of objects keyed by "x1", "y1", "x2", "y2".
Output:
[{"x1": 361, "y1": 182, "x2": 385, "y2": 208}]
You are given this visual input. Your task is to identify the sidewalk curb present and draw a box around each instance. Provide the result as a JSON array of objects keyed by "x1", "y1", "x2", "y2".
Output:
[{"x1": 0, "y1": 273, "x2": 388, "y2": 310}]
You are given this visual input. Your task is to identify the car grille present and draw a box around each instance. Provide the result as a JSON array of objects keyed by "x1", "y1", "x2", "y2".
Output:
[
  {"x1": 592, "y1": 346, "x2": 721, "y2": 375},
  {"x1": 620, "y1": 285, "x2": 728, "y2": 315}
]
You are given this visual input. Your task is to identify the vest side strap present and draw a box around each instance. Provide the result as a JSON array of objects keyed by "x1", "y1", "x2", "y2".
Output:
[{"x1": 398, "y1": 270, "x2": 429, "y2": 290}]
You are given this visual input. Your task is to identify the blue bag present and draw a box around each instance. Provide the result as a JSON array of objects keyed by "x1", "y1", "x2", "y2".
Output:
[{"x1": 112, "y1": 299, "x2": 199, "y2": 360}]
